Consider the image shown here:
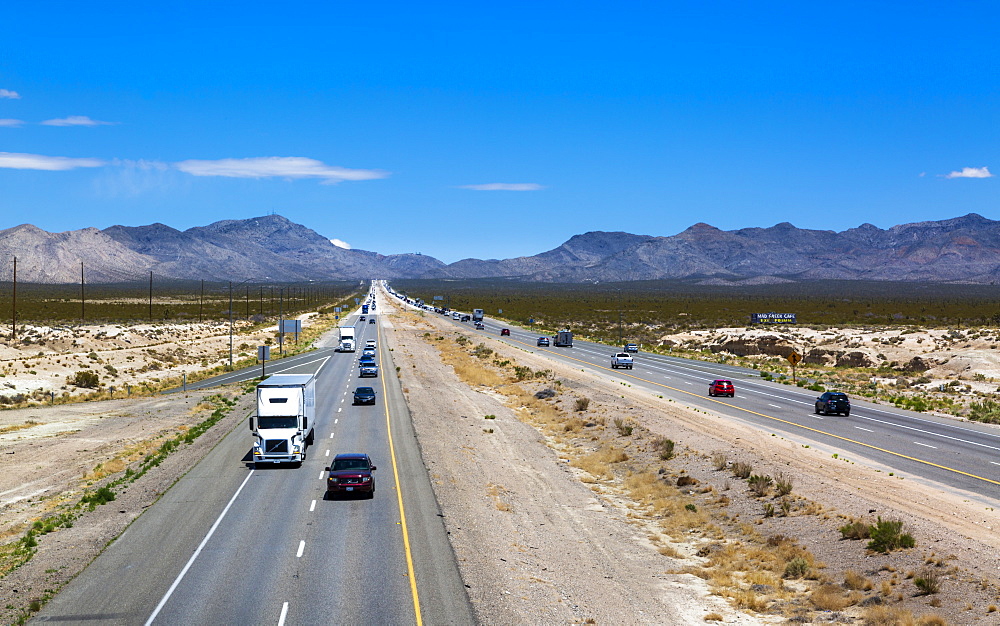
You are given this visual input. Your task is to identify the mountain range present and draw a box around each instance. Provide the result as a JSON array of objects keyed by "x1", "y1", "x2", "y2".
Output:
[{"x1": 1, "y1": 213, "x2": 999, "y2": 284}]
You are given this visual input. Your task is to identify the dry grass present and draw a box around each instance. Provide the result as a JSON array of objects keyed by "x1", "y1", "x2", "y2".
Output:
[
  {"x1": 703, "y1": 613, "x2": 723, "y2": 622},
  {"x1": 810, "y1": 584, "x2": 861, "y2": 611},
  {"x1": 0, "y1": 420, "x2": 40, "y2": 435},
  {"x1": 862, "y1": 606, "x2": 948, "y2": 626},
  {"x1": 572, "y1": 445, "x2": 628, "y2": 480},
  {"x1": 486, "y1": 483, "x2": 512, "y2": 512},
  {"x1": 844, "y1": 569, "x2": 873, "y2": 591}
]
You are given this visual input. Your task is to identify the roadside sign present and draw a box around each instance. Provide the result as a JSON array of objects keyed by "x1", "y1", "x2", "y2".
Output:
[{"x1": 787, "y1": 351, "x2": 802, "y2": 366}]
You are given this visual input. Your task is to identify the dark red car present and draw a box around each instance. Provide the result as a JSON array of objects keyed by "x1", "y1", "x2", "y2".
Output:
[
  {"x1": 325, "y1": 453, "x2": 377, "y2": 499},
  {"x1": 708, "y1": 379, "x2": 735, "y2": 397},
  {"x1": 500, "y1": 328, "x2": 510, "y2": 336}
]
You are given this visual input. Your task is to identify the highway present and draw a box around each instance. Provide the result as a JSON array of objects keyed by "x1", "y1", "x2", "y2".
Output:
[
  {"x1": 393, "y1": 288, "x2": 1000, "y2": 505},
  {"x1": 35, "y1": 294, "x2": 473, "y2": 625}
]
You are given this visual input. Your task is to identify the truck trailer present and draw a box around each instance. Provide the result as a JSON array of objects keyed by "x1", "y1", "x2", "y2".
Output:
[
  {"x1": 472, "y1": 309, "x2": 484, "y2": 322},
  {"x1": 250, "y1": 374, "x2": 316, "y2": 464},
  {"x1": 337, "y1": 325, "x2": 357, "y2": 352},
  {"x1": 554, "y1": 329, "x2": 573, "y2": 347}
]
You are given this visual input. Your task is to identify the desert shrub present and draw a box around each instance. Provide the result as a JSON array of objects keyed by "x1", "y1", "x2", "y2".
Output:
[
  {"x1": 867, "y1": 517, "x2": 915, "y2": 553},
  {"x1": 843, "y1": 570, "x2": 872, "y2": 591},
  {"x1": 656, "y1": 437, "x2": 675, "y2": 460},
  {"x1": 472, "y1": 344, "x2": 493, "y2": 359},
  {"x1": 513, "y1": 365, "x2": 533, "y2": 381},
  {"x1": 784, "y1": 557, "x2": 810, "y2": 579},
  {"x1": 711, "y1": 452, "x2": 727, "y2": 470},
  {"x1": 748, "y1": 474, "x2": 773, "y2": 497},
  {"x1": 69, "y1": 370, "x2": 100, "y2": 388},
  {"x1": 913, "y1": 568, "x2": 941, "y2": 595},
  {"x1": 839, "y1": 520, "x2": 871, "y2": 540},
  {"x1": 731, "y1": 461, "x2": 753, "y2": 479},
  {"x1": 969, "y1": 399, "x2": 1000, "y2": 424},
  {"x1": 774, "y1": 473, "x2": 793, "y2": 496},
  {"x1": 613, "y1": 417, "x2": 633, "y2": 436},
  {"x1": 574, "y1": 397, "x2": 591, "y2": 412}
]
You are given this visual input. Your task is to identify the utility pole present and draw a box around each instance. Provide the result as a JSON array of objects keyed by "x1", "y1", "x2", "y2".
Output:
[
  {"x1": 11, "y1": 256, "x2": 16, "y2": 340},
  {"x1": 229, "y1": 281, "x2": 234, "y2": 367},
  {"x1": 199, "y1": 279, "x2": 204, "y2": 323},
  {"x1": 148, "y1": 271, "x2": 153, "y2": 321},
  {"x1": 80, "y1": 261, "x2": 85, "y2": 322},
  {"x1": 279, "y1": 288, "x2": 284, "y2": 356}
]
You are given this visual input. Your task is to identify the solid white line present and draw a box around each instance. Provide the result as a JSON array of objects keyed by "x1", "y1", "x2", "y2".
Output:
[
  {"x1": 913, "y1": 441, "x2": 937, "y2": 449},
  {"x1": 296, "y1": 540, "x2": 305, "y2": 558},
  {"x1": 855, "y1": 427, "x2": 874, "y2": 432},
  {"x1": 145, "y1": 470, "x2": 255, "y2": 625},
  {"x1": 309, "y1": 500, "x2": 316, "y2": 512},
  {"x1": 277, "y1": 602, "x2": 288, "y2": 626}
]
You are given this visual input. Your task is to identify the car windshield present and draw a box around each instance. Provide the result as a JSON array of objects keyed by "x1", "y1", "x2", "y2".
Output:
[
  {"x1": 333, "y1": 459, "x2": 369, "y2": 471},
  {"x1": 356, "y1": 388, "x2": 373, "y2": 394},
  {"x1": 257, "y1": 416, "x2": 298, "y2": 429}
]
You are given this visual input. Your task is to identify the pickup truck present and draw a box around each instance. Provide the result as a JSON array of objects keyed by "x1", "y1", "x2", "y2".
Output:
[
  {"x1": 624, "y1": 343, "x2": 639, "y2": 353},
  {"x1": 611, "y1": 353, "x2": 634, "y2": 369}
]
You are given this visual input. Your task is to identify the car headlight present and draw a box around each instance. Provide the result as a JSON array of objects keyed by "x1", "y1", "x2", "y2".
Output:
[
  {"x1": 361, "y1": 476, "x2": 371, "y2": 482},
  {"x1": 292, "y1": 445, "x2": 301, "y2": 454}
]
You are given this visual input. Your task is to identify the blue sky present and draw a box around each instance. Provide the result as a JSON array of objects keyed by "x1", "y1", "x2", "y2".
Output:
[{"x1": 1, "y1": 1, "x2": 997, "y2": 263}]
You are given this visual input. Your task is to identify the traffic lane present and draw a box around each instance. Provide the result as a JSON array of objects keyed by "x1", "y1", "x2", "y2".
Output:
[
  {"x1": 147, "y1": 339, "x2": 357, "y2": 623},
  {"x1": 176, "y1": 347, "x2": 338, "y2": 391},
  {"x1": 33, "y1": 400, "x2": 260, "y2": 624}
]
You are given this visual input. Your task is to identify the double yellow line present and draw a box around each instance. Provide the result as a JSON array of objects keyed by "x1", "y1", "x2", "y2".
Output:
[
  {"x1": 377, "y1": 310, "x2": 424, "y2": 625},
  {"x1": 503, "y1": 334, "x2": 1000, "y2": 488}
]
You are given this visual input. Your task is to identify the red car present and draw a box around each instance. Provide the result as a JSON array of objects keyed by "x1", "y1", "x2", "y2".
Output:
[
  {"x1": 708, "y1": 379, "x2": 735, "y2": 397},
  {"x1": 500, "y1": 328, "x2": 510, "y2": 336},
  {"x1": 325, "y1": 453, "x2": 377, "y2": 499}
]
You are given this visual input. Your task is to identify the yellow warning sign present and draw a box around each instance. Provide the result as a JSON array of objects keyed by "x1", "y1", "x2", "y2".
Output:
[{"x1": 787, "y1": 351, "x2": 802, "y2": 366}]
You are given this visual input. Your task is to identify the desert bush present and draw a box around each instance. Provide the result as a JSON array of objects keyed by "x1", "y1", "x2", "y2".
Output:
[
  {"x1": 969, "y1": 399, "x2": 1000, "y2": 424},
  {"x1": 774, "y1": 473, "x2": 793, "y2": 496},
  {"x1": 843, "y1": 569, "x2": 872, "y2": 591},
  {"x1": 613, "y1": 417, "x2": 634, "y2": 436},
  {"x1": 839, "y1": 520, "x2": 871, "y2": 540},
  {"x1": 656, "y1": 437, "x2": 675, "y2": 460},
  {"x1": 574, "y1": 397, "x2": 591, "y2": 412},
  {"x1": 748, "y1": 474, "x2": 773, "y2": 497},
  {"x1": 69, "y1": 370, "x2": 100, "y2": 388},
  {"x1": 913, "y1": 568, "x2": 941, "y2": 595},
  {"x1": 711, "y1": 452, "x2": 727, "y2": 470},
  {"x1": 867, "y1": 517, "x2": 915, "y2": 553},
  {"x1": 783, "y1": 556, "x2": 810, "y2": 579},
  {"x1": 731, "y1": 461, "x2": 753, "y2": 479},
  {"x1": 810, "y1": 584, "x2": 859, "y2": 611}
]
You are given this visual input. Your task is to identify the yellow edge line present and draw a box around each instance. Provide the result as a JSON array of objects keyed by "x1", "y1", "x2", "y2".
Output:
[
  {"x1": 379, "y1": 312, "x2": 424, "y2": 625},
  {"x1": 503, "y1": 335, "x2": 1000, "y2": 488}
]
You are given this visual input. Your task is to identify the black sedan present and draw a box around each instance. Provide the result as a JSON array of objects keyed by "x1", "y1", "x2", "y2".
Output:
[{"x1": 353, "y1": 386, "x2": 377, "y2": 405}]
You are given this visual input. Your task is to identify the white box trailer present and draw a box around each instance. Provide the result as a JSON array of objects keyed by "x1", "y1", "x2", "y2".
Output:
[
  {"x1": 250, "y1": 374, "x2": 316, "y2": 464},
  {"x1": 472, "y1": 309, "x2": 484, "y2": 322}
]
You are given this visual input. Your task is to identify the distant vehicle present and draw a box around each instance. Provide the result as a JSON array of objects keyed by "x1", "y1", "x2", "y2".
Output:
[
  {"x1": 369, "y1": 318, "x2": 376, "y2": 324},
  {"x1": 362, "y1": 346, "x2": 376, "y2": 357},
  {"x1": 250, "y1": 374, "x2": 316, "y2": 464},
  {"x1": 500, "y1": 328, "x2": 511, "y2": 336},
  {"x1": 708, "y1": 379, "x2": 735, "y2": 397},
  {"x1": 361, "y1": 304, "x2": 369, "y2": 314},
  {"x1": 452, "y1": 312, "x2": 461, "y2": 320},
  {"x1": 815, "y1": 392, "x2": 850, "y2": 416},
  {"x1": 460, "y1": 314, "x2": 471, "y2": 322},
  {"x1": 537, "y1": 337, "x2": 550, "y2": 347},
  {"x1": 472, "y1": 309, "x2": 484, "y2": 322},
  {"x1": 624, "y1": 343, "x2": 639, "y2": 353},
  {"x1": 474, "y1": 322, "x2": 485, "y2": 330},
  {"x1": 360, "y1": 315, "x2": 366, "y2": 321},
  {"x1": 358, "y1": 356, "x2": 376, "y2": 370},
  {"x1": 353, "y1": 386, "x2": 377, "y2": 405},
  {"x1": 366, "y1": 340, "x2": 377, "y2": 348},
  {"x1": 554, "y1": 329, "x2": 573, "y2": 347},
  {"x1": 359, "y1": 363, "x2": 379, "y2": 378},
  {"x1": 611, "y1": 353, "x2": 634, "y2": 369},
  {"x1": 325, "y1": 453, "x2": 377, "y2": 499}
]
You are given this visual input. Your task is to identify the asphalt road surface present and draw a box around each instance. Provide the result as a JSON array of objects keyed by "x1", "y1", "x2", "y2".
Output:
[
  {"x1": 391, "y1": 287, "x2": 1000, "y2": 506},
  {"x1": 35, "y1": 303, "x2": 473, "y2": 625}
]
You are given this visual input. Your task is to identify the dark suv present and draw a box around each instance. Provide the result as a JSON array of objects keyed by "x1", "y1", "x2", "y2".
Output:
[
  {"x1": 815, "y1": 392, "x2": 850, "y2": 416},
  {"x1": 325, "y1": 453, "x2": 377, "y2": 499}
]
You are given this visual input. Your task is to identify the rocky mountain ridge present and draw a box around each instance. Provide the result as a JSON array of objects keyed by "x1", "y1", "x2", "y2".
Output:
[{"x1": 0, "y1": 213, "x2": 998, "y2": 284}]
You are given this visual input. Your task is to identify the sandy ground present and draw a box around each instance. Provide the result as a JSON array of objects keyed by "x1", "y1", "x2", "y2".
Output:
[{"x1": 1, "y1": 296, "x2": 1000, "y2": 623}]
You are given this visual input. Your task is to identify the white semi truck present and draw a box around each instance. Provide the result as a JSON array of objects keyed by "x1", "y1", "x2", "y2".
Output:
[
  {"x1": 250, "y1": 374, "x2": 316, "y2": 464},
  {"x1": 337, "y1": 324, "x2": 357, "y2": 352},
  {"x1": 472, "y1": 309, "x2": 484, "y2": 322}
]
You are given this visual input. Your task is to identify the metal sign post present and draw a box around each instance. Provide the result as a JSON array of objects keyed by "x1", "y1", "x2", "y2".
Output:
[
  {"x1": 258, "y1": 345, "x2": 270, "y2": 377},
  {"x1": 786, "y1": 351, "x2": 802, "y2": 385}
]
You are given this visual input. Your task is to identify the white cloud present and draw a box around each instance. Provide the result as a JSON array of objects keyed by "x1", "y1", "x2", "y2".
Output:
[
  {"x1": 0, "y1": 151, "x2": 105, "y2": 170},
  {"x1": 41, "y1": 115, "x2": 116, "y2": 127},
  {"x1": 93, "y1": 159, "x2": 178, "y2": 198},
  {"x1": 457, "y1": 183, "x2": 545, "y2": 191},
  {"x1": 0, "y1": 119, "x2": 25, "y2": 127},
  {"x1": 0, "y1": 89, "x2": 20, "y2": 99},
  {"x1": 944, "y1": 166, "x2": 993, "y2": 179},
  {"x1": 330, "y1": 238, "x2": 352, "y2": 249},
  {"x1": 174, "y1": 156, "x2": 388, "y2": 184}
]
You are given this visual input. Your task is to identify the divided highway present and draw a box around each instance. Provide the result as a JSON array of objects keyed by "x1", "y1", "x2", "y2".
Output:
[
  {"x1": 36, "y1": 302, "x2": 473, "y2": 625},
  {"x1": 411, "y1": 296, "x2": 1000, "y2": 504}
]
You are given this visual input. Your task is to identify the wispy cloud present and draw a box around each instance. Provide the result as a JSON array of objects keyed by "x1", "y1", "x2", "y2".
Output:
[
  {"x1": 174, "y1": 156, "x2": 388, "y2": 184},
  {"x1": 944, "y1": 166, "x2": 993, "y2": 179},
  {"x1": 41, "y1": 115, "x2": 116, "y2": 127},
  {"x1": 0, "y1": 119, "x2": 25, "y2": 127},
  {"x1": 0, "y1": 151, "x2": 105, "y2": 170},
  {"x1": 330, "y1": 238, "x2": 352, "y2": 249},
  {"x1": 93, "y1": 159, "x2": 178, "y2": 198},
  {"x1": 457, "y1": 183, "x2": 545, "y2": 191},
  {"x1": 0, "y1": 89, "x2": 20, "y2": 99}
]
